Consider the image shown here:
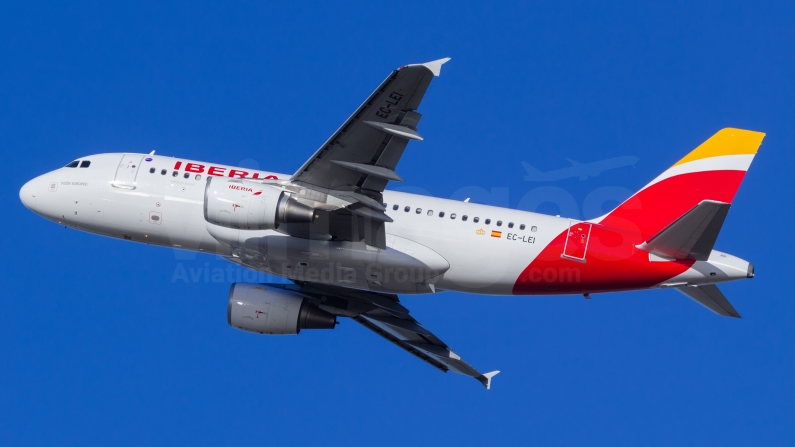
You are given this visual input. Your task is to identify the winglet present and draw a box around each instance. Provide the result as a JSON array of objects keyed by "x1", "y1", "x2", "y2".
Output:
[
  {"x1": 406, "y1": 57, "x2": 451, "y2": 76},
  {"x1": 478, "y1": 370, "x2": 500, "y2": 390}
]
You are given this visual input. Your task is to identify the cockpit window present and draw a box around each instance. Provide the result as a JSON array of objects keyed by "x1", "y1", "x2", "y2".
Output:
[
  {"x1": 79, "y1": 160, "x2": 91, "y2": 168},
  {"x1": 65, "y1": 161, "x2": 79, "y2": 168}
]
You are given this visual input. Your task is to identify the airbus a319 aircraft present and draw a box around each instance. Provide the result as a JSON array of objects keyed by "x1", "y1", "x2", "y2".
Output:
[{"x1": 20, "y1": 58, "x2": 764, "y2": 389}]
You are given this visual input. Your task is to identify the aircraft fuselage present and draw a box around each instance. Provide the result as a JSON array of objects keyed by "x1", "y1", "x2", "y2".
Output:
[{"x1": 20, "y1": 152, "x2": 752, "y2": 297}]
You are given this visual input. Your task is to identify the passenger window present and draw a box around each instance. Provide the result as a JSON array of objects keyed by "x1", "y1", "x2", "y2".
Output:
[
  {"x1": 195, "y1": 174, "x2": 202, "y2": 181},
  {"x1": 496, "y1": 220, "x2": 502, "y2": 227},
  {"x1": 183, "y1": 173, "x2": 190, "y2": 179},
  {"x1": 427, "y1": 210, "x2": 433, "y2": 216},
  {"x1": 416, "y1": 208, "x2": 422, "y2": 214},
  {"x1": 161, "y1": 169, "x2": 167, "y2": 175},
  {"x1": 79, "y1": 160, "x2": 91, "y2": 168},
  {"x1": 450, "y1": 213, "x2": 456, "y2": 219},
  {"x1": 439, "y1": 212, "x2": 445, "y2": 218},
  {"x1": 149, "y1": 167, "x2": 155, "y2": 174},
  {"x1": 520, "y1": 224, "x2": 526, "y2": 230},
  {"x1": 531, "y1": 226, "x2": 537, "y2": 232},
  {"x1": 462, "y1": 215, "x2": 468, "y2": 221},
  {"x1": 404, "y1": 206, "x2": 410, "y2": 212},
  {"x1": 508, "y1": 222, "x2": 514, "y2": 228},
  {"x1": 473, "y1": 217, "x2": 480, "y2": 223},
  {"x1": 172, "y1": 171, "x2": 178, "y2": 177},
  {"x1": 393, "y1": 204, "x2": 399, "y2": 211},
  {"x1": 485, "y1": 219, "x2": 491, "y2": 225},
  {"x1": 65, "y1": 161, "x2": 79, "y2": 168}
]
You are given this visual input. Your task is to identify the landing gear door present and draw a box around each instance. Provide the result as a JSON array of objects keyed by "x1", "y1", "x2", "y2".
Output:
[
  {"x1": 561, "y1": 221, "x2": 592, "y2": 263},
  {"x1": 113, "y1": 154, "x2": 145, "y2": 189}
]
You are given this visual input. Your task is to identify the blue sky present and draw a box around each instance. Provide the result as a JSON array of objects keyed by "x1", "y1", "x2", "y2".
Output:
[{"x1": 3, "y1": 1, "x2": 795, "y2": 445}]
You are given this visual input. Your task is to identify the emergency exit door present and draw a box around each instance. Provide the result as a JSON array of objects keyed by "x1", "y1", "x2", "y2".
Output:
[
  {"x1": 561, "y1": 221, "x2": 592, "y2": 263},
  {"x1": 113, "y1": 154, "x2": 144, "y2": 189}
]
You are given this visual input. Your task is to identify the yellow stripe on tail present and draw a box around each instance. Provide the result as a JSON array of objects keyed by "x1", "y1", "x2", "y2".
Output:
[{"x1": 672, "y1": 128, "x2": 765, "y2": 167}]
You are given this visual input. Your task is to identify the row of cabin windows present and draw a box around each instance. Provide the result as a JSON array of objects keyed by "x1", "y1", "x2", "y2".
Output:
[
  {"x1": 142, "y1": 167, "x2": 538, "y2": 232},
  {"x1": 388, "y1": 203, "x2": 537, "y2": 232},
  {"x1": 65, "y1": 160, "x2": 91, "y2": 168},
  {"x1": 149, "y1": 167, "x2": 202, "y2": 180},
  {"x1": 145, "y1": 167, "x2": 539, "y2": 232}
]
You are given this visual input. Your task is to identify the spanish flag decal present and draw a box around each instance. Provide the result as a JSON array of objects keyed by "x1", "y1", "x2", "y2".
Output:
[{"x1": 491, "y1": 230, "x2": 502, "y2": 238}]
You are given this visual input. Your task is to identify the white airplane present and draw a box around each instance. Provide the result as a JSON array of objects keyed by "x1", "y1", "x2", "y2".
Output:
[{"x1": 19, "y1": 58, "x2": 763, "y2": 389}]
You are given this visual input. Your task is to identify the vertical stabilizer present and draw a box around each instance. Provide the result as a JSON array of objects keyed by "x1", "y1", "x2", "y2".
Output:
[{"x1": 596, "y1": 128, "x2": 764, "y2": 240}]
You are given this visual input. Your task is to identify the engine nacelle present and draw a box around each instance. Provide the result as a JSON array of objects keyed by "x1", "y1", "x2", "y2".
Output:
[
  {"x1": 204, "y1": 177, "x2": 316, "y2": 230},
  {"x1": 227, "y1": 283, "x2": 337, "y2": 335}
]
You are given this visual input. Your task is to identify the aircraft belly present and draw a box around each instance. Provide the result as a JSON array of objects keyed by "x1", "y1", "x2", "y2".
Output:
[{"x1": 207, "y1": 228, "x2": 450, "y2": 294}]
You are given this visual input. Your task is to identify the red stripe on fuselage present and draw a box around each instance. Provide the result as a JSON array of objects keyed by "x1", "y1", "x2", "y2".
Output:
[
  {"x1": 512, "y1": 170, "x2": 746, "y2": 295},
  {"x1": 512, "y1": 223, "x2": 693, "y2": 295}
]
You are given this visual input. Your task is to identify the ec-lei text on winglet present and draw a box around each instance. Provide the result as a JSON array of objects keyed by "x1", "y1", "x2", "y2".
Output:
[{"x1": 404, "y1": 57, "x2": 451, "y2": 76}]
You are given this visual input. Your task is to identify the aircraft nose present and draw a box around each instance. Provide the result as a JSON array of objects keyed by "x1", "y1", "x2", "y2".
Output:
[{"x1": 19, "y1": 178, "x2": 37, "y2": 210}]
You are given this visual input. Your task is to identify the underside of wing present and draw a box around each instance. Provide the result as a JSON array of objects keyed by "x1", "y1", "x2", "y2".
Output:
[
  {"x1": 292, "y1": 58, "x2": 449, "y2": 194},
  {"x1": 280, "y1": 59, "x2": 450, "y2": 248},
  {"x1": 278, "y1": 281, "x2": 499, "y2": 389}
]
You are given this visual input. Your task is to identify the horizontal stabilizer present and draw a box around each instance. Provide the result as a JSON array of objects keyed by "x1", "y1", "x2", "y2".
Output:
[
  {"x1": 675, "y1": 284, "x2": 741, "y2": 318},
  {"x1": 637, "y1": 200, "x2": 730, "y2": 261}
]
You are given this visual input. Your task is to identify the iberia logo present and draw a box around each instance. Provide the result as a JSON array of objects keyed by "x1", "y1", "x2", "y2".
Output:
[{"x1": 253, "y1": 190, "x2": 263, "y2": 196}]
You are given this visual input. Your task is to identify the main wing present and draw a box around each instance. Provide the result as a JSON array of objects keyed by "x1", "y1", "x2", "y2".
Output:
[
  {"x1": 292, "y1": 58, "x2": 449, "y2": 194},
  {"x1": 274, "y1": 281, "x2": 499, "y2": 389},
  {"x1": 285, "y1": 58, "x2": 450, "y2": 248}
]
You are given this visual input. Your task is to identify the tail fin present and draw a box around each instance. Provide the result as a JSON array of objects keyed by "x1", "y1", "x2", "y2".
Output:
[{"x1": 597, "y1": 128, "x2": 765, "y2": 239}]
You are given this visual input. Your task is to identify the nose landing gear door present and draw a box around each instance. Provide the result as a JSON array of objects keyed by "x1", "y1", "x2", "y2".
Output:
[
  {"x1": 113, "y1": 154, "x2": 145, "y2": 189},
  {"x1": 561, "y1": 221, "x2": 592, "y2": 263}
]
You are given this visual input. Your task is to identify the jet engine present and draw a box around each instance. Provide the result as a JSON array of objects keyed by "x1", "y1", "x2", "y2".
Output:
[
  {"x1": 227, "y1": 282, "x2": 337, "y2": 335},
  {"x1": 204, "y1": 177, "x2": 316, "y2": 230}
]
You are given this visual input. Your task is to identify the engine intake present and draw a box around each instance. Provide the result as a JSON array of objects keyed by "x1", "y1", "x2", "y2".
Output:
[
  {"x1": 204, "y1": 177, "x2": 316, "y2": 230},
  {"x1": 227, "y1": 283, "x2": 337, "y2": 335}
]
